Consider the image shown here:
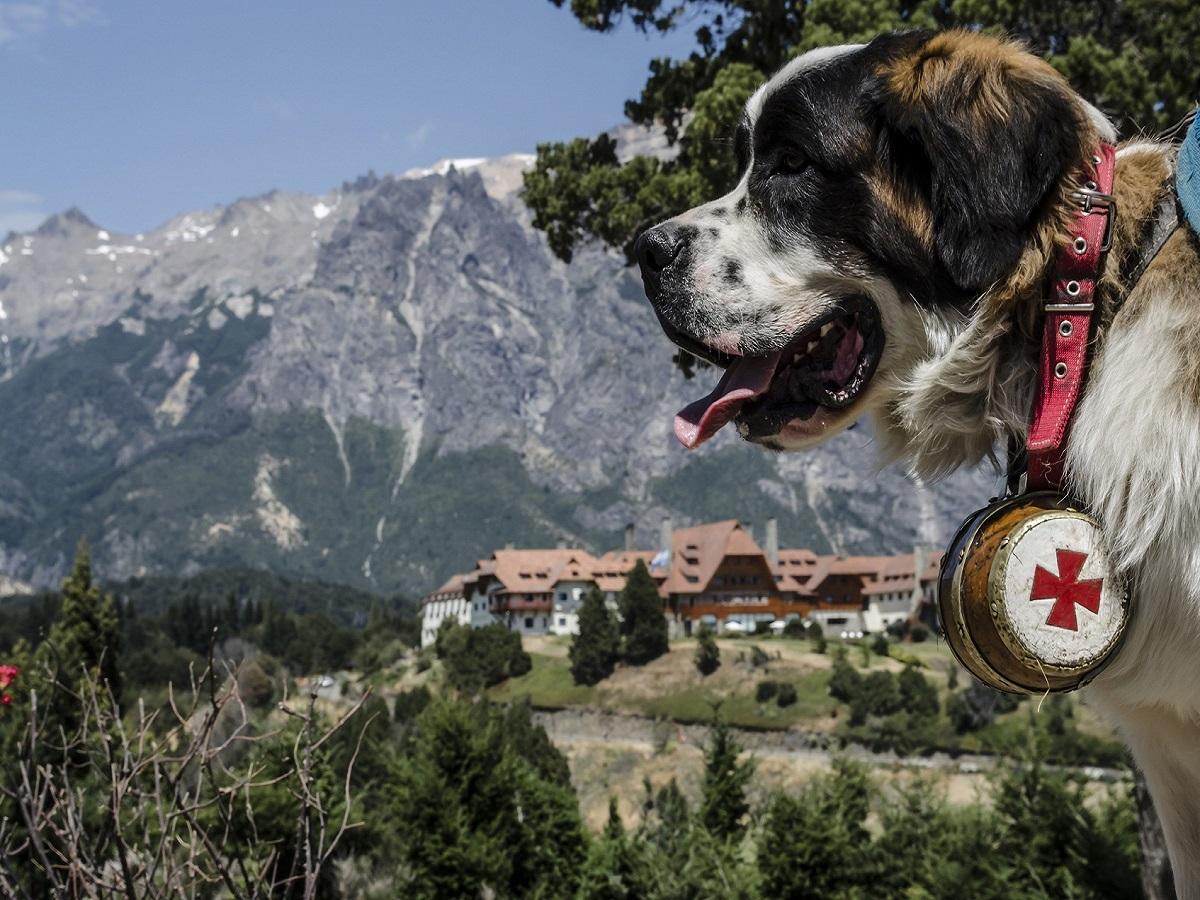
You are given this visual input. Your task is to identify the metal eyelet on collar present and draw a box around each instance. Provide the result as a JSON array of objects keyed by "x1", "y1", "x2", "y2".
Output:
[
  {"x1": 1073, "y1": 237, "x2": 1088, "y2": 254},
  {"x1": 1091, "y1": 154, "x2": 1102, "y2": 166},
  {"x1": 1059, "y1": 320, "x2": 1073, "y2": 337},
  {"x1": 1065, "y1": 280, "x2": 1081, "y2": 296},
  {"x1": 1054, "y1": 362, "x2": 1069, "y2": 378},
  {"x1": 1085, "y1": 180, "x2": 1098, "y2": 191}
]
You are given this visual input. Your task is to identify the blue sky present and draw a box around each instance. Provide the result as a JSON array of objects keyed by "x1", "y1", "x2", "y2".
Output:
[{"x1": 0, "y1": 0, "x2": 696, "y2": 234}]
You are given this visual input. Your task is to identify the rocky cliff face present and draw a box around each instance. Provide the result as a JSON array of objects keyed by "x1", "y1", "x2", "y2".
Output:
[{"x1": 0, "y1": 153, "x2": 996, "y2": 595}]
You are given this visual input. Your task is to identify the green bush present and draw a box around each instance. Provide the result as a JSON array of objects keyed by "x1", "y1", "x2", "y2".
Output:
[
  {"x1": 910, "y1": 623, "x2": 930, "y2": 643},
  {"x1": 898, "y1": 664, "x2": 939, "y2": 718},
  {"x1": 948, "y1": 682, "x2": 1023, "y2": 734},
  {"x1": 776, "y1": 683, "x2": 797, "y2": 708},
  {"x1": 828, "y1": 649, "x2": 862, "y2": 703},
  {"x1": 749, "y1": 645, "x2": 770, "y2": 669},
  {"x1": 236, "y1": 659, "x2": 275, "y2": 708},
  {"x1": 782, "y1": 618, "x2": 807, "y2": 638},
  {"x1": 755, "y1": 680, "x2": 779, "y2": 703},
  {"x1": 850, "y1": 671, "x2": 902, "y2": 726},
  {"x1": 435, "y1": 621, "x2": 531, "y2": 691},
  {"x1": 870, "y1": 633, "x2": 890, "y2": 657},
  {"x1": 694, "y1": 627, "x2": 720, "y2": 676}
]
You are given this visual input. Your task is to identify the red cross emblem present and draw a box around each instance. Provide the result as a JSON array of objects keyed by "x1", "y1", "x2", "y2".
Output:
[{"x1": 1030, "y1": 549, "x2": 1103, "y2": 631}]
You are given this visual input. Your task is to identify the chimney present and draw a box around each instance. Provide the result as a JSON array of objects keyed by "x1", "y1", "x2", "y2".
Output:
[
  {"x1": 556, "y1": 539, "x2": 567, "y2": 550},
  {"x1": 909, "y1": 544, "x2": 927, "y2": 618},
  {"x1": 624, "y1": 523, "x2": 636, "y2": 552},
  {"x1": 660, "y1": 516, "x2": 673, "y2": 554},
  {"x1": 765, "y1": 517, "x2": 779, "y2": 567},
  {"x1": 505, "y1": 542, "x2": 515, "y2": 550}
]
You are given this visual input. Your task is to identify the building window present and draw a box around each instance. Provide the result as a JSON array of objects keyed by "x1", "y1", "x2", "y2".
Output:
[
  {"x1": 525, "y1": 617, "x2": 534, "y2": 629},
  {"x1": 558, "y1": 617, "x2": 567, "y2": 626}
]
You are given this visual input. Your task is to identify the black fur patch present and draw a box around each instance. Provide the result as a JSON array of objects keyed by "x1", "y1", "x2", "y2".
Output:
[{"x1": 737, "y1": 31, "x2": 1080, "y2": 310}]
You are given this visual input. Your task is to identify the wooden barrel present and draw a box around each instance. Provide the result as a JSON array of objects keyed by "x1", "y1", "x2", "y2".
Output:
[{"x1": 938, "y1": 492, "x2": 1129, "y2": 694}]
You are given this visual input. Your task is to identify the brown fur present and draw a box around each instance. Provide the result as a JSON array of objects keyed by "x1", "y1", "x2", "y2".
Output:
[
  {"x1": 1101, "y1": 148, "x2": 1179, "y2": 325},
  {"x1": 869, "y1": 169, "x2": 935, "y2": 254},
  {"x1": 883, "y1": 30, "x2": 1077, "y2": 130}
]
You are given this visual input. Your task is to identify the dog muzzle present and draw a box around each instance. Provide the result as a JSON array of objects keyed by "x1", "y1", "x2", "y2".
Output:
[{"x1": 939, "y1": 144, "x2": 1133, "y2": 694}]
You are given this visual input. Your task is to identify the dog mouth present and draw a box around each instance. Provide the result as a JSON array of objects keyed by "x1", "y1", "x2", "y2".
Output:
[{"x1": 668, "y1": 296, "x2": 884, "y2": 449}]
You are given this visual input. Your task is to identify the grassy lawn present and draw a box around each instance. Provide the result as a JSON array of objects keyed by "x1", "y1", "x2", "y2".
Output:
[
  {"x1": 634, "y1": 668, "x2": 835, "y2": 729},
  {"x1": 491, "y1": 637, "x2": 842, "y2": 730},
  {"x1": 489, "y1": 652, "x2": 599, "y2": 708}
]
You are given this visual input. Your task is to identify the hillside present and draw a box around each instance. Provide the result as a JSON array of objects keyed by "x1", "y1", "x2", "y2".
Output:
[{"x1": 0, "y1": 148, "x2": 995, "y2": 596}]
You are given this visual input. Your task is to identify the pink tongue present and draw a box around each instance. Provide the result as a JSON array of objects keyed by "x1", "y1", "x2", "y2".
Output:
[{"x1": 674, "y1": 352, "x2": 781, "y2": 449}]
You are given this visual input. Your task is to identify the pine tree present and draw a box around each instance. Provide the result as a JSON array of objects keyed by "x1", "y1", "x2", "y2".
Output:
[
  {"x1": 382, "y1": 698, "x2": 588, "y2": 898},
  {"x1": 619, "y1": 560, "x2": 668, "y2": 665},
  {"x1": 694, "y1": 626, "x2": 720, "y2": 676},
  {"x1": 699, "y1": 717, "x2": 755, "y2": 841},
  {"x1": 41, "y1": 541, "x2": 122, "y2": 701},
  {"x1": 757, "y1": 759, "x2": 876, "y2": 898},
  {"x1": 569, "y1": 587, "x2": 620, "y2": 685},
  {"x1": 575, "y1": 797, "x2": 656, "y2": 900}
]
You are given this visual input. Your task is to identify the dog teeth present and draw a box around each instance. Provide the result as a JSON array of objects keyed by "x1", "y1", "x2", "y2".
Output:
[{"x1": 820, "y1": 322, "x2": 834, "y2": 338}]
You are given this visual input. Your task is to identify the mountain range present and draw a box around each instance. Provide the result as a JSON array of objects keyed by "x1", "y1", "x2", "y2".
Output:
[{"x1": 0, "y1": 134, "x2": 995, "y2": 596}]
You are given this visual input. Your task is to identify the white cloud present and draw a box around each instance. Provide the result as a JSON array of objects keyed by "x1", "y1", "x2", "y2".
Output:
[
  {"x1": 0, "y1": 188, "x2": 46, "y2": 235},
  {"x1": 406, "y1": 122, "x2": 434, "y2": 150},
  {"x1": 0, "y1": 0, "x2": 98, "y2": 45}
]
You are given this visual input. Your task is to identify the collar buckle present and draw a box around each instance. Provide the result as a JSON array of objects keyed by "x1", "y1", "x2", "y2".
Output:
[{"x1": 1069, "y1": 187, "x2": 1118, "y2": 251}]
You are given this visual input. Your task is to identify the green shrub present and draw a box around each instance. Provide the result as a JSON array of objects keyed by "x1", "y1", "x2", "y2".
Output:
[
  {"x1": 694, "y1": 627, "x2": 720, "y2": 676},
  {"x1": 870, "y1": 633, "x2": 890, "y2": 657},
  {"x1": 749, "y1": 644, "x2": 770, "y2": 668},
  {"x1": 910, "y1": 623, "x2": 930, "y2": 643},
  {"x1": 236, "y1": 659, "x2": 275, "y2": 708},
  {"x1": 898, "y1": 664, "x2": 939, "y2": 718},
  {"x1": 435, "y1": 621, "x2": 531, "y2": 691},
  {"x1": 776, "y1": 682, "x2": 797, "y2": 708},
  {"x1": 828, "y1": 649, "x2": 862, "y2": 703},
  {"x1": 782, "y1": 618, "x2": 807, "y2": 638},
  {"x1": 850, "y1": 671, "x2": 902, "y2": 725},
  {"x1": 948, "y1": 682, "x2": 1023, "y2": 733},
  {"x1": 756, "y1": 680, "x2": 779, "y2": 703}
]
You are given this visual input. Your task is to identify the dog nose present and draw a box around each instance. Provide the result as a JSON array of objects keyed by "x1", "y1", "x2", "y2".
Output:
[{"x1": 635, "y1": 224, "x2": 684, "y2": 274}]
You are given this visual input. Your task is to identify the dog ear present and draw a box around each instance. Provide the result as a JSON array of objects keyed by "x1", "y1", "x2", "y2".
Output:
[{"x1": 872, "y1": 31, "x2": 1088, "y2": 293}]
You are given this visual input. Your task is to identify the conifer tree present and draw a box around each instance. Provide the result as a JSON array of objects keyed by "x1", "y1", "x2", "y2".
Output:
[
  {"x1": 694, "y1": 625, "x2": 720, "y2": 676},
  {"x1": 699, "y1": 717, "x2": 754, "y2": 841},
  {"x1": 575, "y1": 797, "x2": 655, "y2": 900},
  {"x1": 40, "y1": 541, "x2": 122, "y2": 702},
  {"x1": 570, "y1": 587, "x2": 621, "y2": 685},
  {"x1": 619, "y1": 560, "x2": 668, "y2": 665}
]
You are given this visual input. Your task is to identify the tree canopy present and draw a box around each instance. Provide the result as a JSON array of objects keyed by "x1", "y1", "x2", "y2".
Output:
[{"x1": 528, "y1": 0, "x2": 1199, "y2": 265}]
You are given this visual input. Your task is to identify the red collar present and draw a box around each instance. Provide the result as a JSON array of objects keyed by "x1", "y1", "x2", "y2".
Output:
[{"x1": 1025, "y1": 143, "x2": 1117, "y2": 491}]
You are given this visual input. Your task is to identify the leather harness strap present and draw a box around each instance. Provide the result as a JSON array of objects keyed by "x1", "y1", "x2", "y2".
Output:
[{"x1": 1025, "y1": 143, "x2": 1117, "y2": 492}]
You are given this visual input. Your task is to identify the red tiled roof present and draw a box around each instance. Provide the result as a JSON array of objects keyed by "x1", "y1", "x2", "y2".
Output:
[
  {"x1": 488, "y1": 548, "x2": 599, "y2": 595},
  {"x1": 659, "y1": 520, "x2": 765, "y2": 595}
]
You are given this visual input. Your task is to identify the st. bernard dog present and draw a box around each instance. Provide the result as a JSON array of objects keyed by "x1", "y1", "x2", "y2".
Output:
[{"x1": 635, "y1": 29, "x2": 1200, "y2": 891}]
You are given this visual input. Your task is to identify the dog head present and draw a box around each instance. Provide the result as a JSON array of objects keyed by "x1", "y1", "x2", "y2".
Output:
[{"x1": 637, "y1": 30, "x2": 1113, "y2": 473}]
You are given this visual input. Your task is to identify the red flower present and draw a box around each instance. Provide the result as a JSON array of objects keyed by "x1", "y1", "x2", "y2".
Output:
[
  {"x1": 0, "y1": 695, "x2": 10, "y2": 706},
  {"x1": 0, "y1": 665, "x2": 18, "y2": 689}
]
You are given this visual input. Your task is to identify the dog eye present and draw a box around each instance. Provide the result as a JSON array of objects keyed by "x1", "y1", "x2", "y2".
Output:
[{"x1": 776, "y1": 151, "x2": 809, "y2": 177}]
